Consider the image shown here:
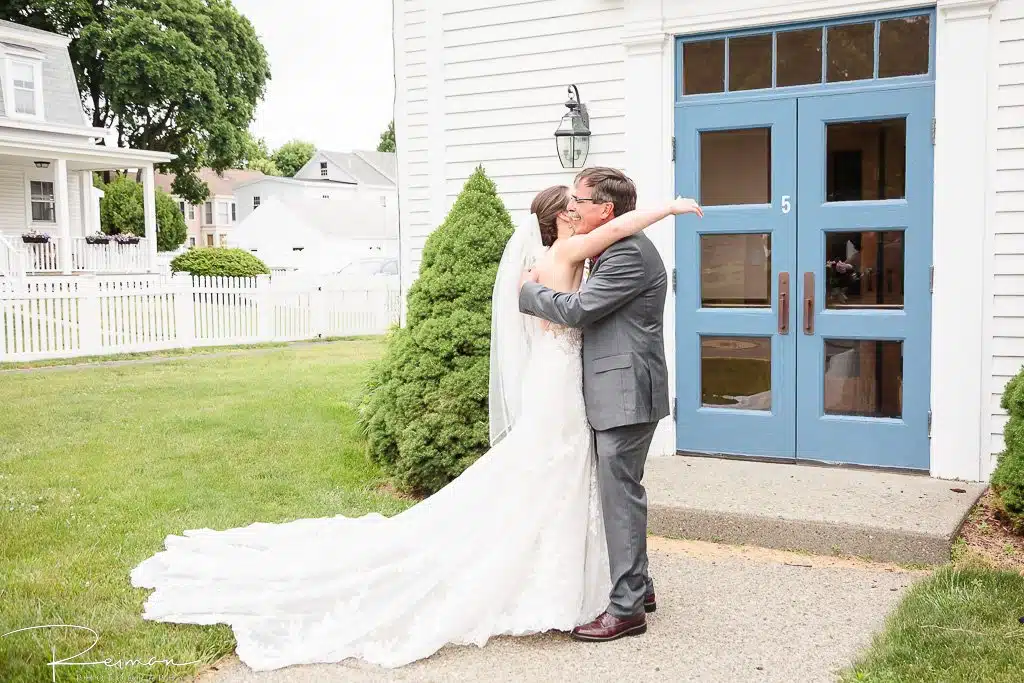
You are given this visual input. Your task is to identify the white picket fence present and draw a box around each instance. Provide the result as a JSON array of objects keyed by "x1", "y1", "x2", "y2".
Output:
[{"x1": 0, "y1": 273, "x2": 401, "y2": 361}]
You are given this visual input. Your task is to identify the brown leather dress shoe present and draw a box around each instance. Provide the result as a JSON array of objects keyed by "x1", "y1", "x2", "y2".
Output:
[
  {"x1": 570, "y1": 611, "x2": 647, "y2": 642},
  {"x1": 644, "y1": 591, "x2": 657, "y2": 613}
]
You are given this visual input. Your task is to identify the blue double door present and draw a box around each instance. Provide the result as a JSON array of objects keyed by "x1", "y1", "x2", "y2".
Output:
[{"x1": 675, "y1": 86, "x2": 933, "y2": 469}]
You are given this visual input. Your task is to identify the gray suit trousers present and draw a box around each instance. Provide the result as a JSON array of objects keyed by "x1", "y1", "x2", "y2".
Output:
[{"x1": 595, "y1": 420, "x2": 658, "y2": 618}]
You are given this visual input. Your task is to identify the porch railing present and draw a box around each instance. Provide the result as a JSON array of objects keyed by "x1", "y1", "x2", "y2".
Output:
[
  {"x1": 21, "y1": 236, "x2": 152, "y2": 274},
  {"x1": 0, "y1": 234, "x2": 26, "y2": 279}
]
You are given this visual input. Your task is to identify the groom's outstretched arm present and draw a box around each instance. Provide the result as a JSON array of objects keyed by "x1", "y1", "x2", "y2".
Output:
[{"x1": 519, "y1": 243, "x2": 646, "y2": 328}]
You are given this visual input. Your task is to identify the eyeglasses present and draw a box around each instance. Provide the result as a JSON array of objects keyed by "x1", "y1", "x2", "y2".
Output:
[{"x1": 570, "y1": 195, "x2": 599, "y2": 204}]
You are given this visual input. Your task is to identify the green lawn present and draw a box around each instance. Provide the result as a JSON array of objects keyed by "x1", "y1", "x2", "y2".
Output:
[
  {"x1": 841, "y1": 564, "x2": 1024, "y2": 682},
  {"x1": 0, "y1": 338, "x2": 410, "y2": 683}
]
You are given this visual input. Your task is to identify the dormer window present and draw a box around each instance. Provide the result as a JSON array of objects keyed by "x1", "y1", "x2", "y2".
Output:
[
  {"x1": 320, "y1": 161, "x2": 328, "y2": 177},
  {"x1": 1, "y1": 45, "x2": 45, "y2": 119},
  {"x1": 12, "y1": 62, "x2": 37, "y2": 115}
]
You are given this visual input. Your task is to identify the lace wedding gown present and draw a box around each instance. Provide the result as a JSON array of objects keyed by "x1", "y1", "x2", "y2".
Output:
[{"x1": 130, "y1": 324, "x2": 610, "y2": 671}]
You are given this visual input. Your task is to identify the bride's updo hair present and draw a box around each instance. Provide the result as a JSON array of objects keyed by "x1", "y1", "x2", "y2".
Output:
[{"x1": 530, "y1": 185, "x2": 569, "y2": 247}]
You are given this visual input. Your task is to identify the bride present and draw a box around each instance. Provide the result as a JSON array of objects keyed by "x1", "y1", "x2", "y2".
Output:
[{"x1": 130, "y1": 186, "x2": 701, "y2": 671}]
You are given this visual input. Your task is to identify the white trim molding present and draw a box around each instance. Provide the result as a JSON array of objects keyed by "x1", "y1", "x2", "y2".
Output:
[
  {"x1": 0, "y1": 24, "x2": 70, "y2": 49},
  {"x1": 938, "y1": 0, "x2": 998, "y2": 21}
]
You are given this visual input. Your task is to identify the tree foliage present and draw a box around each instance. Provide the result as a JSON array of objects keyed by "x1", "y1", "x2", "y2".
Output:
[
  {"x1": 358, "y1": 167, "x2": 514, "y2": 495},
  {"x1": 377, "y1": 120, "x2": 395, "y2": 153},
  {"x1": 98, "y1": 175, "x2": 186, "y2": 251},
  {"x1": 1, "y1": 0, "x2": 271, "y2": 204},
  {"x1": 271, "y1": 139, "x2": 316, "y2": 177}
]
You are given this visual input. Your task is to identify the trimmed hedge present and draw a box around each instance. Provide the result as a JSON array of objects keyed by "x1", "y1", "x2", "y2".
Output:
[
  {"x1": 358, "y1": 166, "x2": 514, "y2": 495},
  {"x1": 169, "y1": 247, "x2": 270, "y2": 277},
  {"x1": 993, "y1": 370, "x2": 1024, "y2": 529}
]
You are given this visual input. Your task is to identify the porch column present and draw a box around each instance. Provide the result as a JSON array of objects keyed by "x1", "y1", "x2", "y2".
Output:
[
  {"x1": 79, "y1": 171, "x2": 94, "y2": 236},
  {"x1": 142, "y1": 164, "x2": 157, "y2": 272},
  {"x1": 931, "y1": 0, "x2": 997, "y2": 480},
  {"x1": 623, "y1": 0, "x2": 673, "y2": 456},
  {"x1": 54, "y1": 158, "x2": 71, "y2": 274}
]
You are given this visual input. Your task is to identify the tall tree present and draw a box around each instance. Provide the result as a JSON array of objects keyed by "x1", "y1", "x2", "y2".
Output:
[
  {"x1": 271, "y1": 139, "x2": 316, "y2": 177},
  {"x1": 0, "y1": 0, "x2": 272, "y2": 204},
  {"x1": 237, "y1": 132, "x2": 282, "y2": 176},
  {"x1": 377, "y1": 120, "x2": 396, "y2": 153}
]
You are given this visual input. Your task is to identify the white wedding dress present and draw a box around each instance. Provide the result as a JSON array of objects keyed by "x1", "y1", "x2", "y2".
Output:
[{"x1": 130, "y1": 323, "x2": 611, "y2": 671}]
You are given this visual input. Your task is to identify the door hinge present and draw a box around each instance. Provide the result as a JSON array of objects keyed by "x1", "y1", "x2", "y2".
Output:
[
  {"x1": 927, "y1": 410, "x2": 932, "y2": 438},
  {"x1": 672, "y1": 267, "x2": 676, "y2": 293},
  {"x1": 929, "y1": 265, "x2": 934, "y2": 293},
  {"x1": 671, "y1": 136, "x2": 676, "y2": 162},
  {"x1": 931, "y1": 118, "x2": 936, "y2": 145}
]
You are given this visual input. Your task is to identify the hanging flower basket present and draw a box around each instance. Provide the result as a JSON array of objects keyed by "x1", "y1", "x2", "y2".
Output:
[
  {"x1": 21, "y1": 230, "x2": 50, "y2": 244},
  {"x1": 85, "y1": 232, "x2": 110, "y2": 245},
  {"x1": 113, "y1": 232, "x2": 140, "y2": 245}
]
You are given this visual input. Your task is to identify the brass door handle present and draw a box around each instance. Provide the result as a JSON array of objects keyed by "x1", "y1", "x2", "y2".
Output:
[
  {"x1": 803, "y1": 271, "x2": 814, "y2": 335},
  {"x1": 778, "y1": 272, "x2": 789, "y2": 335}
]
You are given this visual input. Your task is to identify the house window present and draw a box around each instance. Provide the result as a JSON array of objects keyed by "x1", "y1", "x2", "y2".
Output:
[
  {"x1": 178, "y1": 201, "x2": 186, "y2": 215},
  {"x1": 216, "y1": 201, "x2": 229, "y2": 224},
  {"x1": 30, "y1": 181, "x2": 55, "y2": 222},
  {"x1": 12, "y1": 61, "x2": 38, "y2": 116},
  {"x1": 231, "y1": 202, "x2": 236, "y2": 222},
  {"x1": 219, "y1": 234, "x2": 227, "y2": 246},
  {"x1": 253, "y1": 196, "x2": 261, "y2": 209},
  {"x1": 322, "y1": 194, "x2": 330, "y2": 199},
  {"x1": 188, "y1": 205, "x2": 195, "y2": 220},
  {"x1": 380, "y1": 195, "x2": 386, "y2": 207},
  {"x1": 189, "y1": 237, "x2": 196, "y2": 246},
  {"x1": 206, "y1": 234, "x2": 214, "y2": 246},
  {"x1": 204, "y1": 202, "x2": 213, "y2": 224},
  {"x1": 320, "y1": 161, "x2": 328, "y2": 177}
]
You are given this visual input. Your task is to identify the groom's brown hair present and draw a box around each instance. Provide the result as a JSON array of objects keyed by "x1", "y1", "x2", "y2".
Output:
[{"x1": 575, "y1": 167, "x2": 636, "y2": 217}]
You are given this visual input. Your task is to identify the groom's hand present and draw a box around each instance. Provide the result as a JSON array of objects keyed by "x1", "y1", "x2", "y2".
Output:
[{"x1": 519, "y1": 269, "x2": 539, "y2": 291}]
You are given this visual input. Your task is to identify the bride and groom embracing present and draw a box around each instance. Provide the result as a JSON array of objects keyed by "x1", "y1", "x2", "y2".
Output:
[{"x1": 130, "y1": 167, "x2": 703, "y2": 671}]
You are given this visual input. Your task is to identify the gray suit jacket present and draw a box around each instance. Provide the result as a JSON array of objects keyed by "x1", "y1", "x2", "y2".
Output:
[{"x1": 518, "y1": 233, "x2": 670, "y2": 431}]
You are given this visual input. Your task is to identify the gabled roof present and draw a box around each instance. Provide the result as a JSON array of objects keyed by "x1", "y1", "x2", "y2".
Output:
[
  {"x1": 318, "y1": 150, "x2": 395, "y2": 187},
  {"x1": 0, "y1": 20, "x2": 86, "y2": 126},
  {"x1": 155, "y1": 168, "x2": 266, "y2": 198},
  {"x1": 353, "y1": 150, "x2": 397, "y2": 183}
]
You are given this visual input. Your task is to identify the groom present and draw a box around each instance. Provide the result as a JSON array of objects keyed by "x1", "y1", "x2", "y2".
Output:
[{"x1": 518, "y1": 167, "x2": 670, "y2": 642}]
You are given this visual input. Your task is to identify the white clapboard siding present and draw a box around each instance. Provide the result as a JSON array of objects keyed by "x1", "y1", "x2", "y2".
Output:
[
  {"x1": 0, "y1": 168, "x2": 25, "y2": 233},
  {"x1": 0, "y1": 274, "x2": 401, "y2": 361},
  {"x1": 396, "y1": 0, "x2": 626, "y2": 281},
  {"x1": 988, "y1": 0, "x2": 1024, "y2": 466}
]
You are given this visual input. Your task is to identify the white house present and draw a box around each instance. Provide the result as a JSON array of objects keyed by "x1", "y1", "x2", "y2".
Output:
[
  {"x1": 392, "y1": 0, "x2": 1024, "y2": 484},
  {"x1": 155, "y1": 168, "x2": 265, "y2": 248},
  {"x1": 229, "y1": 194, "x2": 398, "y2": 274},
  {"x1": 234, "y1": 150, "x2": 398, "y2": 224},
  {"x1": 0, "y1": 20, "x2": 173, "y2": 278}
]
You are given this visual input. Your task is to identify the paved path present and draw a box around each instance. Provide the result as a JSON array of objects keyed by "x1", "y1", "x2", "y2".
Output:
[{"x1": 197, "y1": 538, "x2": 923, "y2": 683}]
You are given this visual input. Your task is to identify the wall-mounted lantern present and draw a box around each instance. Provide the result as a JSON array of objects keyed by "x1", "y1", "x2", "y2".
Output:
[{"x1": 554, "y1": 84, "x2": 591, "y2": 169}]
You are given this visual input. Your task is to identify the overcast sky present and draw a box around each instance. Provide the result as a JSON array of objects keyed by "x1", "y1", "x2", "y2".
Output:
[{"x1": 231, "y1": 0, "x2": 396, "y2": 153}]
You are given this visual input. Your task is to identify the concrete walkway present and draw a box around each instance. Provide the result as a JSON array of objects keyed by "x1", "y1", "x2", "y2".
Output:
[
  {"x1": 197, "y1": 538, "x2": 922, "y2": 683},
  {"x1": 646, "y1": 455, "x2": 987, "y2": 565}
]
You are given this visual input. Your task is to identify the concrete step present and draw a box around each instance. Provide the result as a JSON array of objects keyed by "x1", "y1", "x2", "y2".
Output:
[{"x1": 644, "y1": 455, "x2": 987, "y2": 565}]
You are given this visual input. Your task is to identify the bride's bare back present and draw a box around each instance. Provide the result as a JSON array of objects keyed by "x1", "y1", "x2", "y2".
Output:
[{"x1": 533, "y1": 241, "x2": 584, "y2": 295}]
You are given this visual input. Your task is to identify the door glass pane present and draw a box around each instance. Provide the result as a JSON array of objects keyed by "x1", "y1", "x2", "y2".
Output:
[
  {"x1": 683, "y1": 40, "x2": 725, "y2": 94},
  {"x1": 700, "y1": 128, "x2": 771, "y2": 205},
  {"x1": 777, "y1": 28, "x2": 822, "y2": 86},
  {"x1": 701, "y1": 336, "x2": 771, "y2": 410},
  {"x1": 825, "y1": 231, "x2": 904, "y2": 308},
  {"x1": 729, "y1": 34, "x2": 772, "y2": 91},
  {"x1": 826, "y1": 119, "x2": 906, "y2": 201},
  {"x1": 879, "y1": 15, "x2": 930, "y2": 78},
  {"x1": 701, "y1": 234, "x2": 771, "y2": 307},
  {"x1": 826, "y1": 23, "x2": 875, "y2": 82},
  {"x1": 824, "y1": 340, "x2": 902, "y2": 418}
]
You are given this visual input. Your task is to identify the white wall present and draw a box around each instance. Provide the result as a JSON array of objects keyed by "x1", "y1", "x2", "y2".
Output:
[
  {"x1": 986, "y1": 0, "x2": 1024, "y2": 474},
  {"x1": 0, "y1": 164, "x2": 85, "y2": 237},
  {"x1": 395, "y1": 0, "x2": 1021, "y2": 478},
  {"x1": 235, "y1": 179, "x2": 360, "y2": 224}
]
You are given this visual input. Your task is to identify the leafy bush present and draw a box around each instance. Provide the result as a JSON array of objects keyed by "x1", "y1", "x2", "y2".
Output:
[
  {"x1": 169, "y1": 247, "x2": 269, "y2": 277},
  {"x1": 993, "y1": 370, "x2": 1024, "y2": 529},
  {"x1": 99, "y1": 175, "x2": 187, "y2": 251},
  {"x1": 359, "y1": 167, "x2": 514, "y2": 495}
]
